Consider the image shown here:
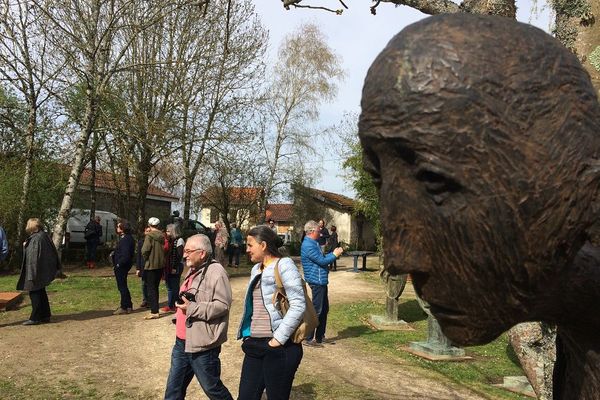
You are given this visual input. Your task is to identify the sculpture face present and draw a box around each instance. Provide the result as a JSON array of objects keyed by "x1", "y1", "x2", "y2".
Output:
[{"x1": 359, "y1": 14, "x2": 600, "y2": 344}]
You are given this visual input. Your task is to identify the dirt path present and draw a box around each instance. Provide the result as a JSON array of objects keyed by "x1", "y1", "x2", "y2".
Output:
[{"x1": 0, "y1": 258, "x2": 487, "y2": 399}]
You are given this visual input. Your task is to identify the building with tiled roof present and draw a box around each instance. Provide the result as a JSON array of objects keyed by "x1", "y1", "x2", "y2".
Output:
[
  {"x1": 299, "y1": 187, "x2": 376, "y2": 250},
  {"x1": 74, "y1": 167, "x2": 178, "y2": 227}
]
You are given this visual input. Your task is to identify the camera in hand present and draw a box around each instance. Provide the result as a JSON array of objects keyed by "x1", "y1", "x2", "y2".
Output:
[{"x1": 176, "y1": 291, "x2": 196, "y2": 305}]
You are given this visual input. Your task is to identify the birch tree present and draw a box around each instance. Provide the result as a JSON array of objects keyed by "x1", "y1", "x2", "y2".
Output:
[
  {"x1": 256, "y1": 23, "x2": 344, "y2": 223},
  {"x1": 0, "y1": 0, "x2": 63, "y2": 243}
]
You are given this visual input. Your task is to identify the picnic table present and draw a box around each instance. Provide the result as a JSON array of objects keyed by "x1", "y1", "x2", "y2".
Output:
[{"x1": 345, "y1": 250, "x2": 375, "y2": 272}]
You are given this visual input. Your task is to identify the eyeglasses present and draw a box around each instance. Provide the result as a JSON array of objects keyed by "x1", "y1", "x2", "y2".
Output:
[{"x1": 183, "y1": 248, "x2": 203, "y2": 255}]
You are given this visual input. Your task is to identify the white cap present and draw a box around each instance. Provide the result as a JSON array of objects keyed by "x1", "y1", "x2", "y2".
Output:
[{"x1": 148, "y1": 217, "x2": 160, "y2": 227}]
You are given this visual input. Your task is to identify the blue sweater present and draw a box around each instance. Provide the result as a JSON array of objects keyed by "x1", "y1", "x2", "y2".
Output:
[{"x1": 301, "y1": 237, "x2": 337, "y2": 285}]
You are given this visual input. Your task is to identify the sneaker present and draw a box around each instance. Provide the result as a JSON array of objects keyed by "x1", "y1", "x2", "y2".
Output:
[
  {"x1": 321, "y1": 338, "x2": 336, "y2": 345},
  {"x1": 160, "y1": 306, "x2": 176, "y2": 313},
  {"x1": 126, "y1": 307, "x2": 133, "y2": 313},
  {"x1": 303, "y1": 340, "x2": 323, "y2": 348},
  {"x1": 22, "y1": 319, "x2": 41, "y2": 326},
  {"x1": 139, "y1": 301, "x2": 148, "y2": 308},
  {"x1": 113, "y1": 308, "x2": 128, "y2": 315},
  {"x1": 143, "y1": 313, "x2": 160, "y2": 320}
]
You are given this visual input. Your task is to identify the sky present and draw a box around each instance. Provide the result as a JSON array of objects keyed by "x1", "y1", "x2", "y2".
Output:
[{"x1": 251, "y1": 0, "x2": 551, "y2": 198}]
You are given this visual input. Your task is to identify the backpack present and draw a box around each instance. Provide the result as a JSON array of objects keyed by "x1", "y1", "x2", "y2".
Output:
[{"x1": 272, "y1": 260, "x2": 319, "y2": 344}]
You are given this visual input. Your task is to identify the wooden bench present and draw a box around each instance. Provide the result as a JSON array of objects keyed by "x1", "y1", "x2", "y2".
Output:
[{"x1": 0, "y1": 291, "x2": 23, "y2": 311}]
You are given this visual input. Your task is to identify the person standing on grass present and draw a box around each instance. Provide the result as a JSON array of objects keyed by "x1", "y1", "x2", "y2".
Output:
[
  {"x1": 112, "y1": 220, "x2": 135, "y2": 315},
  {"x1": 17, "y1": 218, "x2": 60, "y2": 325},
  {"x1": 301, "y1": 220, "x2": 343, "y2": 347},
  {"x1": 162, "y1": 223, "x2": 184, "y2": 313},
  {"x1": 141, "y1": 217, "x2": 166, "y2": 320},
  {"x1": 84, "y1": 215, "x2": 102, "y2": 269},
  {"x1": 136, "y1": 226, "x2": 151, "y2": 308},
  {"x1": 0, "y1": 224, "x2": 8, "y2": 261},
  {"x1": 237, "y1": 225, "x2": 306, "y2": 400},
  {"x1": 164, "y1": 234, "x2": 233, "y2": 400}
]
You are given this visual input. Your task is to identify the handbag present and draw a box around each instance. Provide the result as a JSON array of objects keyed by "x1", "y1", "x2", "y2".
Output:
[{"x1": 272, "y1": 259, "x2": 319, "y2": 344}]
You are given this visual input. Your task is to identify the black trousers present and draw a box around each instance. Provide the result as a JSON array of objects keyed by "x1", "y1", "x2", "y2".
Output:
[
  {"x1": 238, "y1": 338, "x2": 303, "y2": 400},
  {"x1": 114, "y1": 265, "x2": 133, "y2": 309},
  {"x1": 145, "y1": 269, "x2": 162, "y2": 314},
  {"x1": 29, "y1": 287, "x2": 51, "y2": 322}
]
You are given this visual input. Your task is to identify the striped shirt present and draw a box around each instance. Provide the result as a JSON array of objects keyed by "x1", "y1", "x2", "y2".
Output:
[{"x1": 250, "y1": 276, "x2": 272, "y2": 338}]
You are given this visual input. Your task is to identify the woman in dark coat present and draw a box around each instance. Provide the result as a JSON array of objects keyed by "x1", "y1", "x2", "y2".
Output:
[{"x1": 17, "y1": 218, "x2": 60, "y2": 325}]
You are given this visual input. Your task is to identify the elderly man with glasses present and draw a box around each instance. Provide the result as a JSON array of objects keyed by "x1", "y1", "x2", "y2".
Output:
[{"x1": 164, "y1": 234, "x2": 234, "y2": 400}]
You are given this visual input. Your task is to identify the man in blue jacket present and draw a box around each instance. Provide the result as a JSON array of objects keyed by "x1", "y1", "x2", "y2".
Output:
[
  {"x1": 301, "y1": 220, "x2": 344, "y2": 347},
  {"x1": 112, "y1": 220, "x2": 135, "y2": 315}
]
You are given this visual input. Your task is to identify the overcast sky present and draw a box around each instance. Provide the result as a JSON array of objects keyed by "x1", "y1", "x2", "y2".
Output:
[{"x1": 251, "y1": 0, "x2": 551, "y2": 198}]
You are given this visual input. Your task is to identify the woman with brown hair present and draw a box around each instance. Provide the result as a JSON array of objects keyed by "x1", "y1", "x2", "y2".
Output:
[{"x1": 237, "y1": 225, "x2": 306, "y2": 399}]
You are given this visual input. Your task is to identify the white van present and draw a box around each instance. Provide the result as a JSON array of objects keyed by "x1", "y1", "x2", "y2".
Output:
[{"x1": 64, "y1": 209, "x2": 119, "y2": 246}]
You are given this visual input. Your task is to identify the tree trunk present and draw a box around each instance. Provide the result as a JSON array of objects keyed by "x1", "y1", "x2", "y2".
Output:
[
  {"x1": 183, "y1": 175, "x2": 193, "y2": 220},
  {"x1": 552, "y1": 0, "x2": 600, "y2": 93},
  {"x1": 16, "y1": 105, "x2": 37, "y2": 244},
  {"x1": 90, "y1": 131, "x2": 97, "y2": 218},
  {"x1": 461, "y1": 0, "x2": 515, "y2": 17},
  {"x1": 51, "y1": 94, "x2": 96, "y2": 251}
]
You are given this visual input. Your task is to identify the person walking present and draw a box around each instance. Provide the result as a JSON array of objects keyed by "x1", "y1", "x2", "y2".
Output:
[
  {"x1": 228, "y1": 223, "x2": 243, "y2": 268},
  {"x1": 141, "y1": 217, "x2": 166, "y2": 320},
  {"x1": 237, "y1": 225, "x2": 306, "y2": 400},
  {"x1": 213, "y1": 221, "x2": 229, "y2": 268},
  {"x1": 0, "y1": 224, "x2": 8, "y2": 261},
  {"x1": 112, "y1": 220, "x2": 135, "y2": 315},
  {"x1": 301, "y1": 220, "x2": 343, "y2": 346},
  {"x1": 162, "y1": 223, "x2": 184, "y2": 313},
  {"x1": 164, "y1": 234, "x2": 233, "y2": 400},
  {"x1": 16, "y1": 218, "x2": 60, "y2": 325}
]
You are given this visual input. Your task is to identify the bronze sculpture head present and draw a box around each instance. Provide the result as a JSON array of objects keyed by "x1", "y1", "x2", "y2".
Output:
[{"x1": 359, "y1": 14, "x2": 600, "y2": 345}]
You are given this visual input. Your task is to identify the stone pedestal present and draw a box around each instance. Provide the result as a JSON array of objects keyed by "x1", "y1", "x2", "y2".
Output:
[
  {"x1": 493, "y1": 376, "x2": 536, "y2": 398},
  {"x1": 406, "y1": 315, "x2": 470, "y2": 360}
]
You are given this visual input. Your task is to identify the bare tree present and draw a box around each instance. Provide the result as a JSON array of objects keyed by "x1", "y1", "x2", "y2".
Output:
[
  {"x1": 177, "y1": 0, "x2": 267, "y2": 219},
  {"x1": 0, "y1": 0, "x2": 63, "y2": 243},
  {"x1": 32, "y1": 0, "x2": 198, "y2": 249},
  {"x1": 256, "y1": 23, "x2": 344, "y2": 223}
]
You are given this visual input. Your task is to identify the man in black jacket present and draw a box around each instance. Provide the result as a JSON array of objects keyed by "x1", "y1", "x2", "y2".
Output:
[
  {"x1": 112, "y1": 220, "x2": 135, "y2": 315},
  {"x1": 85, "y1": 216, "x2": 102, "y2": 269}
]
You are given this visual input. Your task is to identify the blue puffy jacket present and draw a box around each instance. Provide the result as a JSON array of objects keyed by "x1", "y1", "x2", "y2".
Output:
[
  {"x1": 238, "y1": 257, "x2": 306, "y2": 345},
  {"x1": 301, "y1": 236, "x2": 337, "y2": 286}
]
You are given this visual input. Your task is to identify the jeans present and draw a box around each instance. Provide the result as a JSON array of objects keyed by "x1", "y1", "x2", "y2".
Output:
[
  {"x1": 86, "y1": 239, "x2": 99, "y2": 262},
  {"x1": 145, "y1": 269, "x2": 162, "y2": 314},
  {"x1": 238, "y1": 338, "x2": 303, "y2": 400},
  {"x1": 29, "y1": 287, "x2": 51, "y2": 322},
  {"x1": 228, "y1": 245, "x2": 240, "y2": 266},
  {"x1": 164, "y1": 338, "x2": 233, "y2": 400},
  {"x1": 114, "y1": 265, "x2": 133, "y2": 309},
  {"x1": 166, "y1": 273, "x2": 181, "y2": 308},
  {"x1": 307, "y1": 284, "x2": 329, "y2": 342}
]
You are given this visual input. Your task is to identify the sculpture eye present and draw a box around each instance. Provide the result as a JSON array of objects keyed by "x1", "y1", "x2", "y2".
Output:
[
  {"x1": 363, "y1": 149, "x2": 382, "y2": 188},
  {"x1": 415, "y1": 168, "x2": 462, "y2": 204}
]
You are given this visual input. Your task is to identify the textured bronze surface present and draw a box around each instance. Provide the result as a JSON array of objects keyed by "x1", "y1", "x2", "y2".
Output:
[{"x1": 359, "y1": 14, "x2": 600, "y2": 399}]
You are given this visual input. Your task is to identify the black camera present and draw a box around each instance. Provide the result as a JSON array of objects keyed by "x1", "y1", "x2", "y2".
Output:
[{"x1": 176, "y1": 290, "x2": 196, "y2": 305}]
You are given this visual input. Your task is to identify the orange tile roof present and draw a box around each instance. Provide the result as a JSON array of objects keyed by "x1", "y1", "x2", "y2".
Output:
[
  {"x1": 79, "y1": 168, "x2": 178, "y2": 200},
  {"x1": 266, "y1": 204, "x2": 293, "y2": 222},
  {"x1": 309, "y1": 188, "x2": 355, "y2": 210}
]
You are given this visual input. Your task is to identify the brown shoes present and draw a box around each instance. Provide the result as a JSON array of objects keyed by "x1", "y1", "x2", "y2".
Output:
[{"x1": 143, "y1": 313, "x2": 160, "y2": 320}]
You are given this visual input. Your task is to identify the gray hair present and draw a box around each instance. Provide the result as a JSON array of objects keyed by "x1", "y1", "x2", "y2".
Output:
[
  {"x1": 187, "y1": 234, "x2": 212, "y2": 257},
  {"x1": 166, "y1": 223, "x2": 182, "y2": 239},
  {"x1": 304, "y1": 220, "x2": 319, "y2": 233}
]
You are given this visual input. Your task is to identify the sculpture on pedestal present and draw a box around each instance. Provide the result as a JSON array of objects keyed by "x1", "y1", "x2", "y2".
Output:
[{"x1": 359, "y1": 13, "x2": 600, "y2": 399}]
